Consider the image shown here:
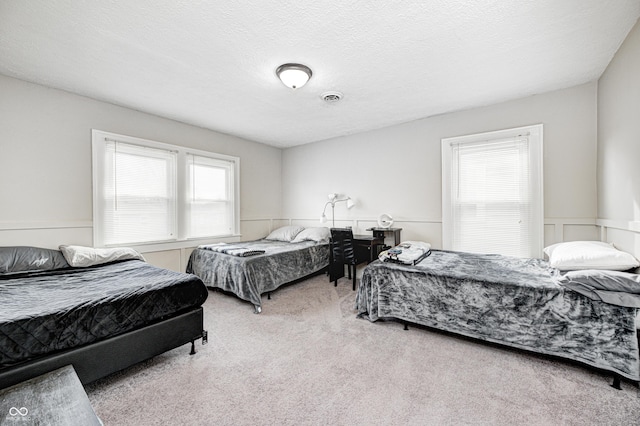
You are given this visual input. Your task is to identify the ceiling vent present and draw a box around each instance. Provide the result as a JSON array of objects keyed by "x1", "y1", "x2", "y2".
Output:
[{"x1": 321, "y1": 91, "x2": 343, "y2": 103}]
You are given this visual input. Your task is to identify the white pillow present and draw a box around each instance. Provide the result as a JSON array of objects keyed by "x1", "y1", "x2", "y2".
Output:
[
  {"x1": 291, "y1": 227, "x2": 331, "y2": 243},
  {"x1": 265, "y1": 225, "x2": 305, "y2": 242},
  {"x1": 59, "y1": 245, "x2": 145, "y2": 267},
  {"x1": 544, "y1": 241, "x2": 639, "y2": 271}
]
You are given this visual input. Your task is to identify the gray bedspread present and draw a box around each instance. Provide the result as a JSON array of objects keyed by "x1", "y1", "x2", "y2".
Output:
[
  {"x1": 186, "y1": 239, "x2": 329, "y2": 311},
  {"x1": 357, "y1": 250, "x2": 640, "y2": 381}
]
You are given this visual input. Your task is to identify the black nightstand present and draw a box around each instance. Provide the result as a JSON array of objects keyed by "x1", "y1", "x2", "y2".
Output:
[
  {"x1": 367, "y1": 227, "x2": 403, "y2": 247},
  {"x1": 353, "y1": 234, "x2": 385, "y2": 263}
]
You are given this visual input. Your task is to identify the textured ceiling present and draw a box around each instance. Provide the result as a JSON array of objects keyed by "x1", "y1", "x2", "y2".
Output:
[{"x1": 1, "y1": 1, "x2": 639, "y2": 148}]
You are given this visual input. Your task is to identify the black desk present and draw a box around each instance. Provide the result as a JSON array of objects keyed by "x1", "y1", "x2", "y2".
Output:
[
  {"x1": 367, "y1": 227, "x2": 403, "y2": 246},
  {"x1": 353, "y1": 234, "x2": 385, "y2": 263}
]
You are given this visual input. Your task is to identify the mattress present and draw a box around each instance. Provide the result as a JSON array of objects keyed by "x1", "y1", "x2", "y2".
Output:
[
  {"x1": 0, "y1": 260, "x2": 208, "y2": 369},
  {"x1": 187, "y1": 239, "x2": 329, "y2": 310}
]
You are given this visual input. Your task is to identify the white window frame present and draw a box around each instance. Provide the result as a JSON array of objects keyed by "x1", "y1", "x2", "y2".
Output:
[
  {"x1": 185, "y1": 153, "x2": 236, "y2": 239},
  {"x1": 92, "y1": 129, "x2": 240, "y2": 248},
  {"x1": 441, "y1": 124, "x2": 544, "y2": 258}
]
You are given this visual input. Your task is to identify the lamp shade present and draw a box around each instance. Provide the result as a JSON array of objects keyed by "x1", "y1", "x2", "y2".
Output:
[
  {"x1": 346, "y1": 198, "x2": 355, "y2": 209},
  {"x1": 276, "y1": 63, "x2": 312, "y2": 89}
]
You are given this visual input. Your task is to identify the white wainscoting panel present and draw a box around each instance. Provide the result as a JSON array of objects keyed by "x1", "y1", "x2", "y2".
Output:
[
  {"x1": 240, "y1": 219, "x2": 273, "y2": 241},
  {"x1": 142, "y1": 250, "x2": 182, "y2": 272},
  {"x1": 0, "y1": 217, "x2": 612, "y2": 271},
  {"x1": 596, "y1": 219, "x2": 640, "y2": 260},
  {"x1": 543, "y1": 218, "x2": 598, "y2": 246},
  {"x1": 562, "y1": 224, "x2": 599, "y2": 243}
]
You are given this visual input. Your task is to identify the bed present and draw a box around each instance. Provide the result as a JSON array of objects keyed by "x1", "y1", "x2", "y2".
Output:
[
  {"x1": 0, "y1": 246, "x2": 209, "y2": 390},
  {"x1": 187, "y1": 226, "x2": 330, "y2": 313},
  {"x1": 356, "y1": 243, "x2": 640, "y2": 385}
]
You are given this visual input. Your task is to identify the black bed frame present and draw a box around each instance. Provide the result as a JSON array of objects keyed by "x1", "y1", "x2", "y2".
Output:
[{"x1": 0, "y1": 307, "x2": 207, "y2": 390}]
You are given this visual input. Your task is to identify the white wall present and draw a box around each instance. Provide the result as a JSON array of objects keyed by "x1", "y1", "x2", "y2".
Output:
[
  {"x1": 597, "y1": 18, "x2": 640, "y2": 258},
  {"x1": 7, "y1": 33, "x2": 636, "y2": 269},
  {"x1": 282, "y1": 82, "x2": 599, "y2": 252},
  {"x1": 0, "y1": 75, "x2": 283, "y2": 270}
]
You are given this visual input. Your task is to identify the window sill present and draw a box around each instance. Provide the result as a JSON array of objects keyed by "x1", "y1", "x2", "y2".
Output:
[{"x1": 114, "y1": 235, "x2": 242, "y2": 253}]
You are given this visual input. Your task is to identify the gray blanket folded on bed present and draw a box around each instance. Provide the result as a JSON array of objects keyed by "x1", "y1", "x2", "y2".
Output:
[
  {"x1": 556, "y1": 269, "x2": 640, "y2": 307},
  {"x1": 199, "y1": 243, "x2": 265, "y2": 257}
]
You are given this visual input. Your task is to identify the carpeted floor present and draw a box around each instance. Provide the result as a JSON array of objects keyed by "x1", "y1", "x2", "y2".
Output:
[{"x1": 85, "y1": 275, "x2": 640, "y2": 425}]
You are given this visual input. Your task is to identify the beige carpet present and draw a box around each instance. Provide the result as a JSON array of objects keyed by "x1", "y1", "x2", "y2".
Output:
[{"x1": 86, "y1": 275, "x2": 640, "y2": 425}]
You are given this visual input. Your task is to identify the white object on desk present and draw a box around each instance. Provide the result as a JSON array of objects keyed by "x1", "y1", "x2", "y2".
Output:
[{"x1": 377, "y1": 213, "x2": 394, "y2": 228}]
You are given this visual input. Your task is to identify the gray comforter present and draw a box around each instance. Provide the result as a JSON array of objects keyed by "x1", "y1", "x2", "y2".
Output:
[
  {"x1": 187, "y1": 239, "x2": 329, "y2": 311},
  {"x1": 0, "y1": 260, "x2": 208, "y2": 368},
  {"x1": 357, "y1": 250, "x2": 640, "y2": 381}
]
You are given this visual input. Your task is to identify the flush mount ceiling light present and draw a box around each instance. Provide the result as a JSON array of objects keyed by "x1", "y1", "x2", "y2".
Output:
[{"x1": 276, "y1": 63, "x2": 312, "y2": 89}]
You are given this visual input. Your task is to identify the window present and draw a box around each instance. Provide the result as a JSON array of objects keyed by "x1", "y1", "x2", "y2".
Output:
[
  {"x1": 441, "y1": 124, "x2": 543, "y2": 258},
  {"x1": 99, "y1": 140, "x2": 177, "y2": 245},
  {"x1": 92, "y1": 130, "x2": 239, "y2": 247},
  {"x1": 186, "y1": 154, "x2": 234, "y2": 238}
]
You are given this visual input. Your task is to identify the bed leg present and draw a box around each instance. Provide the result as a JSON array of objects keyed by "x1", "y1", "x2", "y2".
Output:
[
  {"x1": 403, "y1": 322, "x2": 409, "y2": 331},
  {"x1": 190, "y1": 340, "x2": 196, "y2": 355},
  {"x1": 611, "y1": 375, "x2": 622, "y2": 390},
  {"x1": 267, "y1": 292, "x2": 271, "y2": 300}
]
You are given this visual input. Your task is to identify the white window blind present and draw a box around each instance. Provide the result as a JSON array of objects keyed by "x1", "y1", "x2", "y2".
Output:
[
  {"x1": 92, "y1": 130, "x2": 240, "y2": 247},
  {"x1": 187, "y1": 154, "x2": 234, "y2": 238},
  {"x1": 442, "y1": 125, "x2": 543, "y2": 258},
  {"x1": 101, "y1": 140, "x2": 177, "y2": 245}
]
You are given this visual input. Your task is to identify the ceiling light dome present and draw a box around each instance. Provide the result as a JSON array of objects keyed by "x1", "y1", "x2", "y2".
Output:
[{"x1": 276, "y1": 63, "x2": 312, "y2": 89}]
